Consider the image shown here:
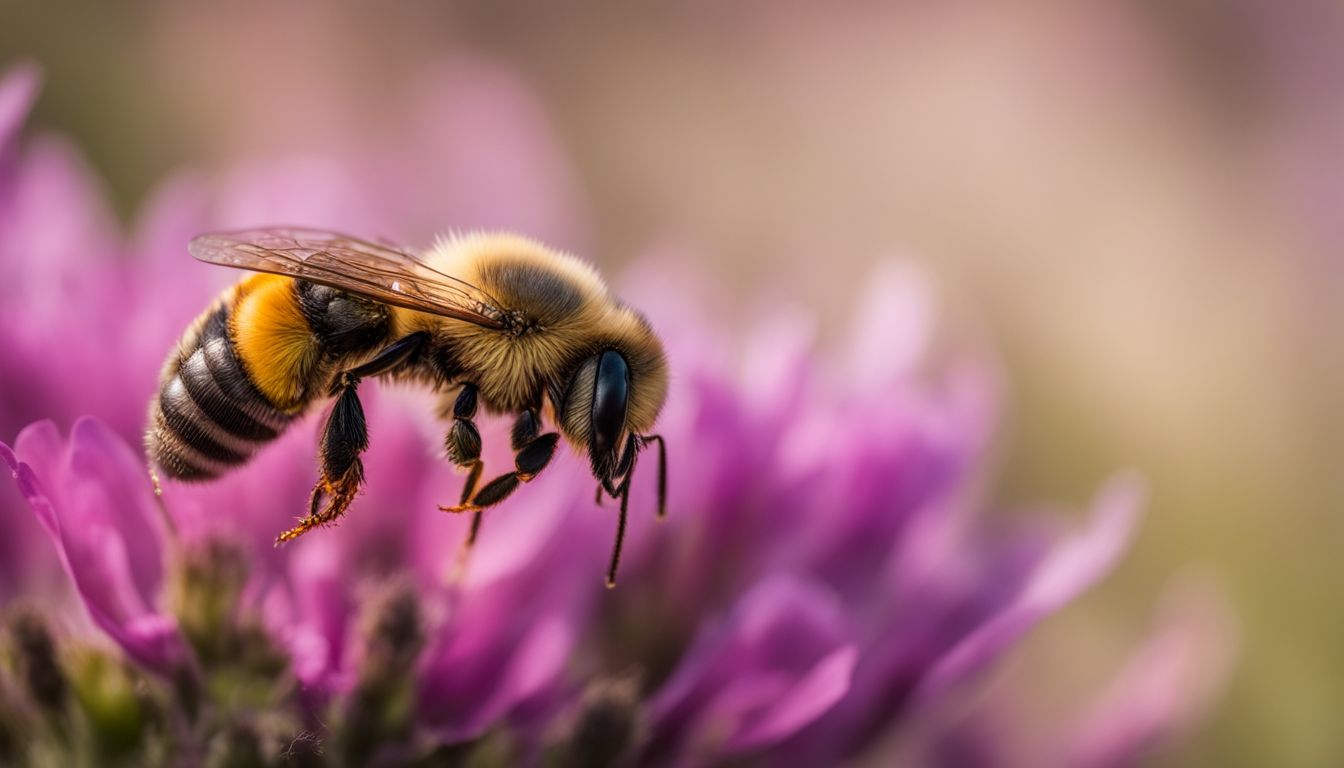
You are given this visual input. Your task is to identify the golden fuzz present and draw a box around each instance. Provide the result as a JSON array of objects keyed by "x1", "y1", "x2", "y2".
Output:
[
  {"x1": 230, "y1": 274, "x2": 320, "y2": 412},
  {"x1": 395, "y1": 233, "x2": 668, "y2": 437}
]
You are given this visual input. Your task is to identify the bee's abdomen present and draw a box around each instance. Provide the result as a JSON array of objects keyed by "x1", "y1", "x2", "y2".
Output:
[{"x1": 148, "y1": 304, "x2": 294, "y2": 480}]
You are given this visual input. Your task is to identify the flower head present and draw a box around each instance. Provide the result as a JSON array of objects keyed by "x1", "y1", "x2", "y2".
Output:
[{"x1": 0, "y1": 62, "x2": 1228, "y2": 765}]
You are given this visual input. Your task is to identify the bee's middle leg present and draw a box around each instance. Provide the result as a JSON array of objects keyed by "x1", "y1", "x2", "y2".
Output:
[
  {"x1": 441, "y1": 384, "x2": 488, "y2": 546},
  {"x1": 441, "y1": 408, "x2": 559, "y2": 518},
  {"x1": 276, "y1": 332, "x2": 428, "y2": 544}
]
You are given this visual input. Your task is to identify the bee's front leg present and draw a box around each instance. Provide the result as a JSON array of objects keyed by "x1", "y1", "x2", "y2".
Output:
[
  {"x1": 276, "y1": 332, "x2": 428, "y2": 544},
  {"x1": 596, "y1": 434, "x2": 666, "y2": 585},
  {"x1": 604, "y1": 433, "x2": 639, "y2": 588}
]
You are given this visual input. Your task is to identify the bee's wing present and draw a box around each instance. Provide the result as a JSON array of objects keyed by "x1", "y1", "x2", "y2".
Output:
[{"x1": 188, "y1": 227, "x2": 508, "y2": 329}]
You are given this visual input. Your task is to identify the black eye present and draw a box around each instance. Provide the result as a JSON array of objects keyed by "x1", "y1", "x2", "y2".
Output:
[{"x1": 590, "y1": 350, "x2": 629, "y2": 456}]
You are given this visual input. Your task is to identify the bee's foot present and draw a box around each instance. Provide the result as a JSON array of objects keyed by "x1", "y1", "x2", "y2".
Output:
[
  {"x1": 277, "y1": 476, "x2": 358, "y2": 545},
  {"x1": 439, "y1": 502, "x2": 482, "y2": 515},
  {"x1": 275, "y1": 518, "x2": 319, "y2": 545}
]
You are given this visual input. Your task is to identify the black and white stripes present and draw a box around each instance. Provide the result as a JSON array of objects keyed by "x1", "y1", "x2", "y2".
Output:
[{"x1": 147, "y1": 304, "x2": 292, "y2": 480}]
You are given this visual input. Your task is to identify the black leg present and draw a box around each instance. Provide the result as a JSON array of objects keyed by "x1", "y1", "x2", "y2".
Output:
[
  {"x1": 599, "y1": 434, "x2": 638, "y2": 499},
  {"x1": 440, "y1": 384, "x2": 488, "y2": 545},
  {"x1": 441, "y1": 409, "x2": 559, "y2": 514},
  {"x1": 458, "y1": 460, "x2": 487, "y2": 546},
  {"x1": 346, "y1": 332, "x2": 429, "y2": 379},
  {"x1": 444, "y1": 384, "x2": 483, "y2": 467},
  {"x1": 451, "y1": 446, "x2": 486, "y2": 581},
  {"x1": 606, "y1": 446, "x2": 639, "y2": 589},
  {"x1": 277, "y1": 333, "x2": 428, "y2": 544}
]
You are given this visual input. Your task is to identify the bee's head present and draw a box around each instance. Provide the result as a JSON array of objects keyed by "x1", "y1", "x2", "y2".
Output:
[{"x1": 558, "y1": 319, "x2": 667, "y2": 481}]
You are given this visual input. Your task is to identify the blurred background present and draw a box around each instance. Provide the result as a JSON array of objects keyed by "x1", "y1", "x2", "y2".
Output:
[{"x1": 2, "y1": 2, "x2": 1341, "y2": 764}]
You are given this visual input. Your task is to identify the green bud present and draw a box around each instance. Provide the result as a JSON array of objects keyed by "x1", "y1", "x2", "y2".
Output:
[
  {"x1": 67, "y1": 649, "x2": 146, "y2": 758},
  {"x1": 169, "y1": 538, "x2": 249, "y2": 666}
]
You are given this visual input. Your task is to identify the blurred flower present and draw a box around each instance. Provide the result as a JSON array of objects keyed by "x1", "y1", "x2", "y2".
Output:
[
  {"x1": 1064, "y1": 574, "x2": 1237, "y2": 768},
  {"x1": 0, "y1": 61, "x2": 1227, "y2": 765}
]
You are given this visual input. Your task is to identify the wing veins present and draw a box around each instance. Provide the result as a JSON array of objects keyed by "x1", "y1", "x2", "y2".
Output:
[{"x1": 190, "y1": 228, "x2": 508, "y2": 329}]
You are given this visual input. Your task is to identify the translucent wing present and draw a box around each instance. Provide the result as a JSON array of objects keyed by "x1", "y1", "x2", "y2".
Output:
[{"x1": 188, "y1": 227, "x2": 509, "y2": 329}]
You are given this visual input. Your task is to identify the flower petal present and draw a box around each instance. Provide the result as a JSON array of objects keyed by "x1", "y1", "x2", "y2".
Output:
[
  {"x1": 918, "y1": 476, "x2": 1144, "y2": 699},
  {"x1": 417, "y1": 508, "x2": 593, "y2": 743},
  {"x1": 729, "y1": 645, "x2": 858, "y2": 751},
  {"x1": 844, "y1": 260, "x2": 935, "y2": 391},
  {"x1": 1065, "y1": 574, "x2": 1237, "y2": 768},
  {"x1": 0, "y1": 61, "x2": 39, "y2": 158},
  {"x1": 5, "y1": 417, "x2": 188, "y2": 674},
  {"x1": 650, "y1": 575, "x2": 856, "y2": 758}
]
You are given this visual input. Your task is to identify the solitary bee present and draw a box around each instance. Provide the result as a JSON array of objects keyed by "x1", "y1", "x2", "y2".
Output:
[{"x1": 147, "y1": 228, "x2": 667, "y2": 586}]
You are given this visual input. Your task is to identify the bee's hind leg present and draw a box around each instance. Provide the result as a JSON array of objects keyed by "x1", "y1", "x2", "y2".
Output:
[
  {"x1": 277, "y1": 379, "x2": 366, "y2": 543},
  {"x1": 276, "y1": 332, "x2": 428, "y2": 544}
]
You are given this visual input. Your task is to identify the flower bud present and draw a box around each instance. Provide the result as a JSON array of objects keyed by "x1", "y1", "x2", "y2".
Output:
[
  {"x1": 336, "y1": 580, "x2": 424, "y2": 763},
  {"x1": 6, "y1": 609, "x2": 67, "y2": 716},
  {"x1": 556, "y1": 675, "x2": 644, "y2": 768},
  {"x1": 368, "y1": 582, "x2": 423, "y2": 670},
  {"x1": 168, "y1": 538, "x2": 249, "y2": 666},
  {"x1": 68, "y1": 649, "x2": 146, "y2": 758}
]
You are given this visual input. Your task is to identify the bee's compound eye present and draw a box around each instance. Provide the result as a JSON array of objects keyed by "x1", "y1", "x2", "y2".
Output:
[{"x1": 590, "y1": 350, "x2": 630, "y2": 457}]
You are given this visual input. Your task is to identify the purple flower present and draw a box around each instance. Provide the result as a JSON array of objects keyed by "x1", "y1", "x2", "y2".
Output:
[
  {"x1": 1, "y1": 419, "x2": 189, "y2": 675},
  {"x1": 0, "y1": 61, "x2": 1230, "y2": 765},
  {"x1": 648, "y1": 576, "x2": 859, "y2": 759}
]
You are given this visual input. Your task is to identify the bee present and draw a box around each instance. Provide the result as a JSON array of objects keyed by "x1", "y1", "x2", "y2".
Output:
[{"x1": 147, "y1": 228, "x2": 668, "y2": 586}]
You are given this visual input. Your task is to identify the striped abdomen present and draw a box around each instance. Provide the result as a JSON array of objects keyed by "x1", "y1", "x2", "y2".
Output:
[{"x1": 147, "y1": 301, "x2": 294, "y2": 480}]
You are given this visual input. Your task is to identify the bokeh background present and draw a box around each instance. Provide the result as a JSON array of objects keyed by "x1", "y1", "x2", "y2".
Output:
[{"x1": 2, "y1": 2, "x2": 1341, "y2": 764}]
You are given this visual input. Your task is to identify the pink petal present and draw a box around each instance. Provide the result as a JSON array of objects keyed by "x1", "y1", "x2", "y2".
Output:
[
  {"x1": 729, "y1": 645, "x2": 858, "y2": 751},
  {"x1": 844, "y1": 260, "x2": 935, "y2": 392},
  {"x1": 920, "y1": 475, "x2": 1144, "y2": 698},
  {"x1": 1066, "y1": 574, "x2": 1238, "y2": 768},
  {"x1": 0, "y1": 61, "x2": 39, "y2": 154},
  {"x1": 652, "y1": 576, "x2": 856, "y2": 756},
  {"x1": 6, "y1": 417, "x2": 188, "y2": 674}
]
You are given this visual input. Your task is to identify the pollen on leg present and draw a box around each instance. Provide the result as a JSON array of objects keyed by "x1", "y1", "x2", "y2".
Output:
[{"x1": 275, "y1": 470, "x2": 362, "y2": 544}]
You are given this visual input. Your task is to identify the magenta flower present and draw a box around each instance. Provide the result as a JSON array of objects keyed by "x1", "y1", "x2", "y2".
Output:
[
  {"x1": 0, "y1": 62, "x2": 1229, "y2": 765},
  {"x1": 1, "y1": 420, "x2": 189, "y2": 675}
]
